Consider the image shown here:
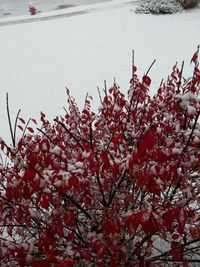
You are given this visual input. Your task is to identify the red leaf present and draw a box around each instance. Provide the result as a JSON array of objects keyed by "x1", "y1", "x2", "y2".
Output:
[
  {"x1": 171, "y1": 245, "x2": 184, "y2": 261},
  {"x1": 190, "y1": 227, "x2": 200, "y2": 240},
  {"x1": 18, "y1": 117, "x2": 25, "y2": 124},
  {"x1": 16, "y1": 207, "x2": 24, "y2": 222},
  {"x1": 39, "y1": 139, "x2": 50, "y2": 151},
  {"x1": 31, "y1": 118, "x2": 37, "y2": 125},
  {"x1": 27, "y1": 152, "x2": 37, "y2": 166},
  {"x1": 64, "y1": 211, "x2": 76, "y2": 227},
  {"x1": 142, "y1": 217, "x2": 157, "y2": 233},
  {"x1": 112, "y1": 134, "x2": 122, "y2": 145},
  {"x1": 17, "y1": 125, "x2": 24, "y2": 131},
  {"x1": 59, "y1": 259, "x2": 75, "y2": 267},
  {"x1": 40, "y1": 196, "x2": 49, "y2": 209},
  {"x1": 142, "y1": 75, "x2": 151, "y2": 86},
  {"x1": 172, "y1": 233, "x2": 180, "y2": 240},
  {"x1": 1, "y1": 141, "x2": 4, "y2": 150},
  {"x1": 24, "y1": 168, "x2": 36, "y2": 181},
  {"x1": 190, "y1": 52, "x2": 198, "y2": 65},
  {"x1": 31, "y1": 261, "x2": 51, "y2": 267},
  {"x1": 110, "y1": 257, "x2": 118, "y2": 267},
  {"x1": 81, "y1": 251, "x2": 91, "y2": 261},
  {"x1": 177, "y1": 208, "x2": 186, "y2": 234},
  {"x1": 163, "y1": 207, "x2": 185, "y2": 233},
  {"x1": 145, "y1": 130, "x2": 156, "y2": 150},
  {"x1": 138, "y1": 126, "x2": 157, "y2": 156},
  {"x1": 27, "y1": 127, "x2": 34, "y2": 133},
  {"x1": 97, "y1": 244, "x2": 106, "y2": 257},
  {"x1": 69, "y1": 175, "x2": 79, "y2": 188},
  {"x1": 55, "y1": 222, "x2": 63, "y2": 237},
  {"x1": 154, "y1": 150, "x2": 169, "y2": 163},
  {"x1": 133, "y1": 65, "x2": 137, "y2": 72},
  {"x1": 67, "y1": 232, "x2": 75, "y2": 242},
  {"x1": 40, "y1": 112, "x2": 46, "y2": 124},
  {"x1": 103, "y1": 219, "x2": 118, "y2": 234},
  {"x1": 100, "y1": 151, "x2": 110, "y2": 169},
  {"x1": 6, "y1": 187, "x2": 13, "y2": 200}
]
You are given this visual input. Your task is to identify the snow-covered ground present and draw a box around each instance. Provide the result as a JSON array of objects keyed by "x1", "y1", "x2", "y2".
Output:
[
  {"x1": 0, "y1": 0, "x2": 118, "y2": 18},
  {"x1": 0, "y1": 1, "x2": 200, "y2": 144},
  {"x1": 0, "y1": 0, "x2": 135, "y2": 26}
]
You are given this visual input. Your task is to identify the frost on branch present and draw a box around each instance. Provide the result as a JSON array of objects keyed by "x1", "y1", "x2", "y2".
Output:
[{"x1": 0, "y1": 51, "x2": 200, "y2": 266}]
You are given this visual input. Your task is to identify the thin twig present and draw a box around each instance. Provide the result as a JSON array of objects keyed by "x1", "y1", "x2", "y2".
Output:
[
  {"x1": 63, "y1": 106, "x2": 68, "y2": 113},
  {"x1": 97, "y1": 86, "x2": 103, "y2": 105},
  {"x1": 13, "y1": 109, "x2": 21, "y2": 147},
  {"x1": 84, "y1": 92, "x2": 88, "y2": 109},
  {"x1": 62, "y1": 192, "x2": 92, "y2": 220},
  {"x1": 54, "y1": 119, "x2": 84, "y2": 151},
  {"x1": 21, "y1": 118, "x2": 31, "y2": 139},
  {"x1": 132, "y1": 49, "x2": 135, "y2": 78},
  {"x1": 6, "y1": 93, "x2": 15, "y2": 147},
  {"x1": 177, "y1": 61, "x2": 184, "y2": 92},
  {"x1": 104, "y1": 80, "x2": 107, "y2": 94},
  {"x1": 37, "y1": 128, "x2": 56, "y2": 145},
  {"x1": 145, "y1": 59, "x2": 156, "y2": 76}
]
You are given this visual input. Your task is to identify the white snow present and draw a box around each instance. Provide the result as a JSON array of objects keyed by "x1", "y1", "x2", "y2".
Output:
[
  {"x1": 67, "y1": 163, "x2": 76, "y2": 172},
  {"x1": 28, "y1": 208, "x2": 41, "y2": 220},
  {"x1": 0, "y1": 0, "x2": 125, "y2": 19},
  {"x1": 50, "y1": 145, "x2": 62, "y2": 155},
  {"x1": 187, "y1": 105, "x2": 196, "y2": 115},
  {"x1": 0, "y1": 2, "x2": 200, "y2": 144},
  {"x1": 74, "y1": 161, "x2": 84, "y2": 168}
]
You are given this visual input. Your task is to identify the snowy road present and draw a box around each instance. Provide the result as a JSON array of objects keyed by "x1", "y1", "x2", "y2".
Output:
[
  {"x1": 0, "y1": 0, "x2": 137, "y2": 26},
  {"x1": 0, "y1": 0, "x2": 118, "y2": 18}
]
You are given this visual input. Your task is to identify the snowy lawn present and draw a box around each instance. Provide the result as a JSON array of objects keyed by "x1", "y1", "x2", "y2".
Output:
[{"x1": 0, "y1": 1, "x2": 200, "y2": 143}]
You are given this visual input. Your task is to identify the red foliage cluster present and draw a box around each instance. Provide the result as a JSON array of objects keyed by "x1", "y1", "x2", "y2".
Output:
[
  {"x1": 29, "y1": 5, "x2": 37, "y2": 16},
  {"x1": 0, "y1": 50, "x2": 200, "y2": 267}
]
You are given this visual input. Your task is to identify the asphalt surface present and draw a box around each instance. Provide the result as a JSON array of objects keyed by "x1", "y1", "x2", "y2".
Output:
[{"x1": 0, "y1": 0, "x2": 115, "y2": 18}]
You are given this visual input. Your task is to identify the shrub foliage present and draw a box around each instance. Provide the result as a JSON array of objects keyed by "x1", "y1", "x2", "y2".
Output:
[
  {"x1": 136, "y1": 0, "x2": 199, "y2": 14},
  {"x1": 177, "y1": 0, "x2": 199, "y2": 8},
  {"x1": 135, "y1": 0, "x2": 183, "y2": 14},
  {"x1": 0, "y1": 49, "x2": 200, "y2": 266}
]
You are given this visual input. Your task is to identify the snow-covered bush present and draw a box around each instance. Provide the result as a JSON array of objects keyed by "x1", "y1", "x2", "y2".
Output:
[
  {"x1": 178, "y1": 0, "x2": 200, "y2": 8},
  {"x1": 136, "y1": 0, "x2": 183, "y2": 14},
  {"x1": 0, "y1": 49, "x2": 200, "y2": 266}
]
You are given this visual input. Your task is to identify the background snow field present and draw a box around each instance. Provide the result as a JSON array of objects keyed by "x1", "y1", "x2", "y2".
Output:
[
  {"x1": 0, "y1": 0, "x2": 115, "y2": 18},
  {"x1": 0, "y1": 1, "x2": 199, "y2": 143}
]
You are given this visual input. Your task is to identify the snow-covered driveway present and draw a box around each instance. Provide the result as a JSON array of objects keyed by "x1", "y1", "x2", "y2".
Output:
[
  {"x1": 0, "y1": 0, "x2": 136, "y2": 26},
  {"x1": 0, "y1": 0, "x2": 119, "y2": 18}
]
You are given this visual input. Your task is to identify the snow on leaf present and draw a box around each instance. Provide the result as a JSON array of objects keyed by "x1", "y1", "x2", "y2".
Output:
[
  {"x1": 187, "y1": 105, "x2": 196, "y2": 116},
  {"x1": 190, "y1": 51, "x2": 198, "y2": 65},
  {"x1": 142, "y1": 75, "x2": 151, "y2": 86},
  {"x1": 51, "y1": 145, "x2": 62, "y2": 155},
  {"x1": 74, "y1": 162, "x2": 84, "y2": 169},
  {"x1": 67, "y1": 163, "x2": 76, "y2": 172}
]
